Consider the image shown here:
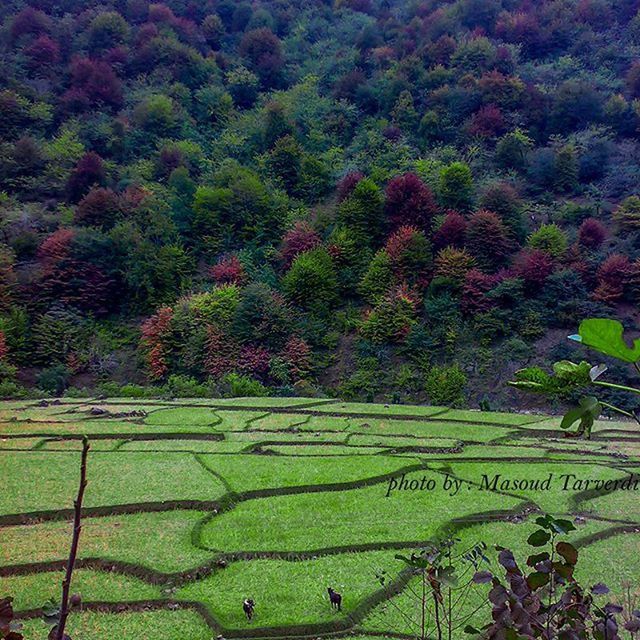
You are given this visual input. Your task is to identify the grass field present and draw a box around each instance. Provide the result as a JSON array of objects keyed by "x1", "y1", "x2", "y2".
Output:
[{"x1": 1, "y1": 398, "x2": 639, "y2": 640}]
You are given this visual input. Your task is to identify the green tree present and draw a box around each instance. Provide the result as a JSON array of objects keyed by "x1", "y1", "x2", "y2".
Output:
[
  {"x1": 438, "y1": 162, "x2": 474, "y2": 211},
  {"x1": 495, "y1": 129, "x2": 533, "y2": 171},
  {"x1": 359, "y1": 250, "x2": 394, "y2": 304},
  {"x1": 283, "y1": 247, "x2": 339, "y2": 315},
  {"x1": 527, "y1": 224, "x2": 568, "y2": 258},
  {"x1": 337, "y1": 178, "x2": 384, "y2": 244},
  {"x1": 553, "y1": 145, "x2": 579, "y2": 193}
]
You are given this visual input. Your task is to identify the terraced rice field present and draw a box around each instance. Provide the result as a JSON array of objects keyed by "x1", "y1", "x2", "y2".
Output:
[{"x1": 1, "y1": 398, "x2": 639, "y2": 639}]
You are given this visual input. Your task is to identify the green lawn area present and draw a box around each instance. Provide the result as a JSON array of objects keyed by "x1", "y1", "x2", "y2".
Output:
[
  {"x1": 2, "y1": 399, "x2": 637, "y2": 639},
  {"x1": 19, "y1": 609, "x2": 213, "y2": 640}
]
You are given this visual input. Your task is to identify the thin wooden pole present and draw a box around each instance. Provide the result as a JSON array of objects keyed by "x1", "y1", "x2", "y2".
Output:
[{"x1": 55, "y1": 436, "x2": 89, "y2": 640}]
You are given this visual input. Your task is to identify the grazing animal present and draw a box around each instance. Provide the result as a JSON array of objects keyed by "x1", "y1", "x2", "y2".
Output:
[
  {"x1": 243, "y1": 598, "x2": 255, "y2": 621},
  {"x1": 327, "y1": 587, "x2": 342, "y2": 611}
]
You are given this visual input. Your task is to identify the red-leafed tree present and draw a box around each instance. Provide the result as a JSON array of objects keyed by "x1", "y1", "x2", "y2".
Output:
[
  {"x1": 38, "y1": 228, "x2": 75, "y2": 266},
  {"x1": 239, "y1": 28, "x2": 283, "y2": 86},
  {"x1": 384, "y1": 173, "x2": 439, "y2": 232},
  {"x1": 593, "y1": 254, "x2": 632, "y2": 303},
  {"x1": 280, "y1": 336, "x2": 312, "y2": 381},
  {"x1": 74, "y1": 188, "x2": 121, "y2": 229},
  {"x1": 433, "y1": 211, "x2": 467, "y2": 250},
  {"x1": 512, "y1": 248, "x2": 555, "y2": 289},
  {"x1": 148, "y1": 3, "x2": 176, "y2": 23},
  {"x1": 237, "y1": 344, "x2": 271, "y2": 377},
  {"x1": 10, "y1": 7, "x2": 51, "y2": 42},
  {"x1": 204, "y1": 327, "x2": 238, "y2": 379},
  {"x1": 336, "y1": 171, "x2": 364, "y2": 202},
  {"x1": 578, "y1": 218, "x2": 607, "y2": 250},
  {"x1": 280, "y1": 221, "x2": 321, "y2": 269},
  {"x1": 140, "y1": 307, "x2": 173, "y2": 379},
  {"x1": 62, "y1": 58, "x2": 123, "y2": 111},
  {"x1": 384, "y1": 225, "x2": 432, "y2": 285},
  {"x1": 209, "y1": 255, "x2": 246, "y2": 285},
  {"x1": 25, "y1": 35, "x2": 60, "y2": 69},
  {"x1": 66, "y1": 152, "x2": 106, "y2": 202},
  {"x1": 461, "y1": 269, "x2": 499, "y2": 315},
  {"x1": 467, "y1": 104, "x2": 505, "y2": 138},
  {"x1": 466, "y1": 210, "x2": 512, "y2": 271},
  {"x1": 40, "y1": 260, "x2": 116, "y2": 316}
]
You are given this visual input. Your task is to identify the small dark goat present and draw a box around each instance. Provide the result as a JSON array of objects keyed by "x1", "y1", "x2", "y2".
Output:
[
  {"x1": 327, "y1": 587, "x2": 342, "y2": 611},
  {"x1": 243, "y1": 598, "x2": 255, "y2": 621}
]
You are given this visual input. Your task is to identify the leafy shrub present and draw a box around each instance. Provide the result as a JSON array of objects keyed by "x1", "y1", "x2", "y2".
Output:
[
  {"x1": 467, "y1": 514, "x2": 636, "y2": 640},
  {"x1": 223, "y1": 372, "x2": 269, "y2": 397},
  {"x1": 424, "y1": 363, "x2": 467, "y2": 406},
  {"x1": 163, "y1": 374, "x2": 210, "y2": 398},
  {"x1": 337, "y1": 356, "x2": 384, "y2": 401},
  {"x1": 37, "y1": 364, "x2": 71, "y2": 395}
]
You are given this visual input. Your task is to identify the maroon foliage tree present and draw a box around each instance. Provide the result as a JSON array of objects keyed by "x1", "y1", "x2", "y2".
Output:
[
  {"x1": 136, "y1": 23, "x2": 159, "y2": 46},
  {"x1": 74, "y1": 188, "x2": 121, "y2": 229},
  {"x1": 204, "y1": 327, "x2": 238, "y2": 379},
  {"x1": 25, "y1": 35, "x2": 60, "y2": 69},
  {"x1": 467, "y1": 104, "x2": 505, "y2": 137},
  {"x1": 512, "y1": 248, "x2": 555, "y2": 289},
  {"x1": 466, "y1": 210, "x2": 512, "y2": 271},
  {"x1": 237, "y1": 344, "x2": 271, "y2": 377},
  {"x1": 433, "y1": 211, "x2": 467, "y2": 250},
  {"x1": 461, "y1": 268, "x2": 498, "y2": 315},
  {"x1": 594, "y1": 254, "x2": 632, "y2": 303},
  {"x1": 239, "y1": 28, "x2": 283, "y2": 85},
  {"x1": 280, "y1": 221, "x2": 321, "y2": 269},
  {"x1": 578, "y1": 217, "x2": 607, "y2": 250},
  {"x1": 40, "y1": 260, "x2": 117, "y2": 316},
  {"x1": 384, "y1": 225, "x2": 432, "y2": 285},
  {"x1": 63, "y1": 58, "x2": 123, "y2": 111},
  {"x1": 336, "y1": 171, "x2": 364, "y2": 202},
  {"x1": 384, "y1": 173, "x2": 438, "y2": 232},
  {"x1": 148, "y1": 3, "x2": 176, "y2": 23},
  {"x1": 209, "y1": 255, "x2": 246, "y2": 285},
  {"x1": 38, "y1": 228, "x2": 75, "y2": 266},
  {"x1": 66, "y1": 152, "x2": 105, "y2": 202},
  {"x1": 10, "y1": 7, "x2": 51, "y2": 42},
  {"x1": 280, "y1": 336, "x2": 312, "y2": 381}
]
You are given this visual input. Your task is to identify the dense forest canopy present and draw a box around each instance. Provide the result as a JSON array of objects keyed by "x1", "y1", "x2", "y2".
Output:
[{"x1": 2, "y1": 0, "x2": 640, "y2": 405}]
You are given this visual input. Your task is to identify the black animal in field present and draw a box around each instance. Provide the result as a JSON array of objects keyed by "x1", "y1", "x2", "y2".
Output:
[
  {"x1": 327, "y1": 587, "x2": 342, "y2": 611},
  {"x1": 243, "y1": 598, "x2": 255, "y2": 621}
]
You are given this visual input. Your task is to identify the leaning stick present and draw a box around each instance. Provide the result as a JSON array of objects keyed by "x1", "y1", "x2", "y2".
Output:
[{"x1": 55, "y1": 436, "x2": 90, "y2": 640}]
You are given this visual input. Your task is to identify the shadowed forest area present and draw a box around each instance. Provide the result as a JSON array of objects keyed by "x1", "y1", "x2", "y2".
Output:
[{"x1": 1, "y1": 0, "x2": 640, "y2": 409}]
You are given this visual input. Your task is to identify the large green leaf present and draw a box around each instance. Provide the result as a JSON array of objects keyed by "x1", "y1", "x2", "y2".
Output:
[
  {"x1": 509, "y1": 361, "x2": 592, "y2": 395},
  {"x1": 570, "y1": 319, "x2": 640, "y2": 363},
  {"x1": 560, "y1": 396, "x2": 601, "y2": 437}
]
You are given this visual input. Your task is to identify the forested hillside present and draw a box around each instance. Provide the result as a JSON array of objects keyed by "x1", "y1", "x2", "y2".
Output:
[{"x1": 2, "y1": 0, "x2": 640, "y2": 405}]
